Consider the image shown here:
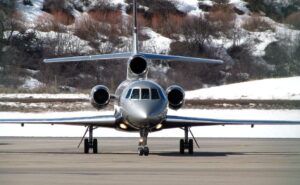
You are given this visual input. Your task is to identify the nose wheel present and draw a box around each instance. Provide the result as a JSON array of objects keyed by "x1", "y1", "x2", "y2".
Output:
[{"x1": 138, "y1": 129, "x2": 149, "y2": 156}]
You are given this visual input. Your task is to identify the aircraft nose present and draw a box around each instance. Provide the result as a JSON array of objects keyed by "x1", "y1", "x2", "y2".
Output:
[{"x1": 130, "y1": 106, "x2": 160, "y2": 123}]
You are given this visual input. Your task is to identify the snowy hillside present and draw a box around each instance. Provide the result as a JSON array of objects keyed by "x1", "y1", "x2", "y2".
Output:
[{"x1": 1, "y1": 0, "x2": 300, "y2": 91}]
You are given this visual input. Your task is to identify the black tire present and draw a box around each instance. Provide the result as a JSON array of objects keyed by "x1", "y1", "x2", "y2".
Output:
[
  {"x1": 138, "y1": 147, "x2": 144, "y2": 156},
  {"x1": 144, "y1": 147, "x2": 149, "y2": 156},
  {"x1": 93, "y1": 139, "x2": 98, "y2": 154},
  {"x1": 84, "y1": 138, "x2": 89, "y2": 154},
  {"x1": 188, "y1": 139, "x2": 194, "y2": 155},
  {"x1": 180, "y1": 139, "x2": 184, "y2": 154}
]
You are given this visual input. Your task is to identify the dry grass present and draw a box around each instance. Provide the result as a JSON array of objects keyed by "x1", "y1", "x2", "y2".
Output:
[
  {"x1": 243, "y1": 15, "x2": 275, "y2": 32},
  {"x1": 51, "y1": 10, "x2": 75, "y2": 25},
  {"x1": 74, "y1": 15, "x2": 107, "y2": 41},
  {"x1": 285, "y1": 12, "x2": 300, "y2": 30},
  {"x1": 35, "y1": 13, "x2": 64, "y2": 32},
  {"x1": 88, "y1": 9, "x2": 122, "y2": 25},
  {"x1": 207, "y1": 4, "x2": 236, "y2": 34}
]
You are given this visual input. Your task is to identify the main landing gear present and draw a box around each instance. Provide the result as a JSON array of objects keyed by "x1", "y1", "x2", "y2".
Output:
[
  {"x1": 83, "y1": 125, "x2": 98, "y2": 154},
  {"x1": 179, "y1": 127, "x2": 194, "y2": 155},
  {"x1": 138, "y1": 128, "x2": 149, "y2": 156}
]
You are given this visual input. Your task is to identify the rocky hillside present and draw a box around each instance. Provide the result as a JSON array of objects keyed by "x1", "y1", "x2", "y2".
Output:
[{"x1": 0, "y1": 0, "x2": 299, "y2": 92}]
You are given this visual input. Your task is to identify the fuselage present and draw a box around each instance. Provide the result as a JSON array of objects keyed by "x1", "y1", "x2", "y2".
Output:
[{"x1": 114, "y1": 80, "x2": 168, "y2": 131}]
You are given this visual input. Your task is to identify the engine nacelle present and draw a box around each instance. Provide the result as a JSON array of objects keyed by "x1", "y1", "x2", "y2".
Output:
[
  {"x1": 90, "y1": 85, "x2": 110, "y2": 109},
  {"x1": 128, "y1": 55, "x2": 148, "y2": 77},
  {"x1": 166, "y1": 85, "x2": 185, "y2": 110}
]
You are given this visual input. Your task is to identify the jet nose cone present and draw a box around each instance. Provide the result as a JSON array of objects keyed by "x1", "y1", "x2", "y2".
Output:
[{"x1": 135, "y1": 110, "x2": 148, "y2": 120}]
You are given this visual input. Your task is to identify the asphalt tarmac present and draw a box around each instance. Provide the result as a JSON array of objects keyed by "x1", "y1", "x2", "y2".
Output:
[{"x1": 0, "y1": 137, "x2": 300, "y2": 185}]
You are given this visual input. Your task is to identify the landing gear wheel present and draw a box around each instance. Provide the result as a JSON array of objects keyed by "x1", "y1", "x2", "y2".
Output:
[
  {"x1": 188, "y1": 139, "x2": 194, "y2": 155},
  {"x1": 180, "y1": 139, "x2": 184, "y2": 154},
  {"x1": 93, "y1": 139, "x2": 98, "y2": 154},
  {"x1": 138, "y1": 147, "x2": 144, "y2": 156},
  {"x1": 144, "y1": 147, "x2": 149, "y2": 156},
  {"x1": 84, "y1": 138, "x2": 89, "y2": 154}
]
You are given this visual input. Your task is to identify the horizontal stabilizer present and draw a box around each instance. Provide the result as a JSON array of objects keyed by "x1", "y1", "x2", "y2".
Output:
[
  {"x1": 140, "y1": 53, "x2": 224, "y2": 64},
  {"x1": 44, "y1": 52, "x2": 132, "y2": 63}
]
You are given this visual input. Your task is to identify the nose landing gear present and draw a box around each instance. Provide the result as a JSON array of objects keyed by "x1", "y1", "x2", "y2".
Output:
[{"x1": 138, "y1": 129, "x2": 149, "y2": 156}]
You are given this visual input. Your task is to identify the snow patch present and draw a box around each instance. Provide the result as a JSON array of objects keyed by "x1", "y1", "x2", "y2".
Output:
[
  {"x1": 229, "y1": 0, "x2": 249, "y2": 14},
  {"x1": 172, "y1": 0, "x2": 204, "y2": 16},
  {"x1": 141, "y1": 28, "x2": 172, "y2": 54},
  {"x1": 16, "y1": 0, "x2": 45, "y2": 25},
  {"x1": 21, "y1": 77, "x2": 44, "y2": 90},
  {"x1": 186, "y1": 77, "x2": 300, "y2": 100}
]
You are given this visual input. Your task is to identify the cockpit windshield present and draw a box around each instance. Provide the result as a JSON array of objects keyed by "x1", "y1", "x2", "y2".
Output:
[
  {"x1": 141, "y1": 89, "x2": 150, "y2": 99},
  {"x1": 151, "y1": 89, "x2": 160, "y2": 100},
  {"x1": 131, "y1": 89, "x2": 140, "y2": 99},
  {"x1": 127, "y1": 88, "x2": 160, "y2": 100}
]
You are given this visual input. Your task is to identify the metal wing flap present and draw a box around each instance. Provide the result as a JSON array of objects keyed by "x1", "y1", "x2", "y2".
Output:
[
  {"x1": 164, "y1": 115, "x2": 300, "y2": 128},
  {"x1": 0, "y1": 114, "x2": 116, "y2": 127},
  {"x1": 43, "y1": 52, "x2": 132, "y2": 63},
  {"x1": 140, "y1": 53, "x2": 224, "y2": 64}
]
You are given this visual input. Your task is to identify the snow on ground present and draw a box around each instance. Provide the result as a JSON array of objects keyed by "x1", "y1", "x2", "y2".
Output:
[
  {"x1": 0, "y1": 93, "x2": 89, "y2": 99},
  {"x1": 0, "y1": 109, "x2": 300, "y2": 137},
  {"x1": 21, "y1": 77, "x2": 44, "y2": 90},
  {"x1": 251, "y1": 31, "x2": 278, "y2": 56},
  {"x1": 186, "y1": 77, "x2": 300, "y2": 100},
  {"x1": 16, "y1": 0, "x2": 45, "y2": 26},
  {"x1": 37, "y1": 30, "x2": 94, "y2": 54},
  {"x1": 172, "y1": 0, "x2": 204, "y2": 16},
  {"x1": 229, "y1": 0, "x2": 249, "y2": 13},
  {"x1": 141, "y1": 28, "x2": 172, "y2": 54}
]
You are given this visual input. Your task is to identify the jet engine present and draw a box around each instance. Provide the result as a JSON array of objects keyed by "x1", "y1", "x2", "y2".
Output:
[
  {"x1": 128, "y1": 55, "x2": 148, "y2": 76},
  {"x1": 90, "y1": 85, "x2": 110, "y2": 109},
  {"x1": 166, "y1": 85, "x2": 185, "y2": 110}
]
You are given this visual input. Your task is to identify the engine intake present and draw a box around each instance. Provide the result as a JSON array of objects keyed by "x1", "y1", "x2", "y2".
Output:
[
  {"x1": 129, "y1": 56, "x2": 148, "y2": 75},
  {"x1": 166, "y1": 85, "x2": 185, "y2": 110},
  {"x1": 90, "y1": 85, "x2": 110, "y2": 109}
]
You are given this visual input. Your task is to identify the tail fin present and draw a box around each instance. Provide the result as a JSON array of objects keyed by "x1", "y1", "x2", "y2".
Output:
[{"x1": 133, "y1": 0, "x2": 138, "y2": 54}]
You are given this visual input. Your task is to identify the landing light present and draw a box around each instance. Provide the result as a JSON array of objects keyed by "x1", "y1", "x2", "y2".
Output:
[
  {"x1": 120, "y1": 123, "x2": 128, "y2": 129},
  {"x1": 156, "y1": 123, "x2": 163, "y2": 130}
]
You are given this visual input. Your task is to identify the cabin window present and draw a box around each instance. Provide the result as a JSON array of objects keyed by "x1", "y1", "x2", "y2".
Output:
[
  {"x1": 126, "y1": 89, "x2": 132, "y2": 99},
  {"x1": 131, "y1": 89, "x2": 140, "y2": 99},
  {"x1": 141, "y1": 89, "x2": 150, "y2": 99},
  {"x1": 151, "y1": 89, "x2": 160, "y2": 99}
]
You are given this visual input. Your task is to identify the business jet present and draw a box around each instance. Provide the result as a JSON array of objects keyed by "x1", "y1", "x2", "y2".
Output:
[{"x1": 1, "y1": 0, "x2": 300, "y2": 156}]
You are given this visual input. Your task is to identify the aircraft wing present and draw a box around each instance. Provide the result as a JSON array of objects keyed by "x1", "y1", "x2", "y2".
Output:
[
  {"x1": 140, "y1": 53, "x2": 224, "y2": 64},
  {"x1": 43, "y1": 52, "x2": 132, "y2": 63},
  {"x1": 0, "y1": 113, "x2": 117, "y2": 128},
  {"x1": 164, "y1": 115, "x2": 300, "y2": 129}
]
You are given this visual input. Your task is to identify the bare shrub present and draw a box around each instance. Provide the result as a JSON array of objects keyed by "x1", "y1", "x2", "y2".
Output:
[
  {"x1": 243, "y1": 15, "x2": 275, "y2": 32},
  {"x1": 206, "y1": 4, "x2": 236, "y2": 35},
  {"x1": 35, "y1": 13, "x2": 65, "y2": 32},
  {"x1": 52, "y1": 10, "x2": 74, "y2": 25},
  {"x1": 42, "y1": 0, "x2": 67, "y2": 12},
  {"x1": 181, "y1": 16, "x2": 217, "y2": 46},
  {"x1": 88, "y1": 9, "x2": 122, "y2": 25},
  {"x1": 149, "y1": 13, "x2": 184, "y2": 37},
  {"x1": 74, "y1": 15, "x2": 109, "y2": 41},
  {"x1": 285, "y1": 12, "x2": 300, "y2": 30}
]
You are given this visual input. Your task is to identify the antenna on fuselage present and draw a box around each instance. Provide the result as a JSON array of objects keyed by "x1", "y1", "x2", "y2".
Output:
[{"x1": 133, "y1": 0, "x2": 138, "y2": 54}]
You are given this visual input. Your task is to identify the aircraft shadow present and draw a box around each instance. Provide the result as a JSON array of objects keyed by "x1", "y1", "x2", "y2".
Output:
[{"x1": 156, "y1": 151, "x2": 244, "y2": 157}]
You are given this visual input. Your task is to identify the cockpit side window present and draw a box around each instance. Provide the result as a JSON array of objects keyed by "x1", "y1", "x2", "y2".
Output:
[
  {"x1": 151, "y1": 89, "x2": 160, "y2": 99},
  {"x1": 131, "y1": 89, "x2": 140, "y2": 99},
  {"x1": 125, "y1": 89, "x2": 132, "y2": 99},
  {"x1": 141, "y1": 89, "x2": 150, "y2": 99}
]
